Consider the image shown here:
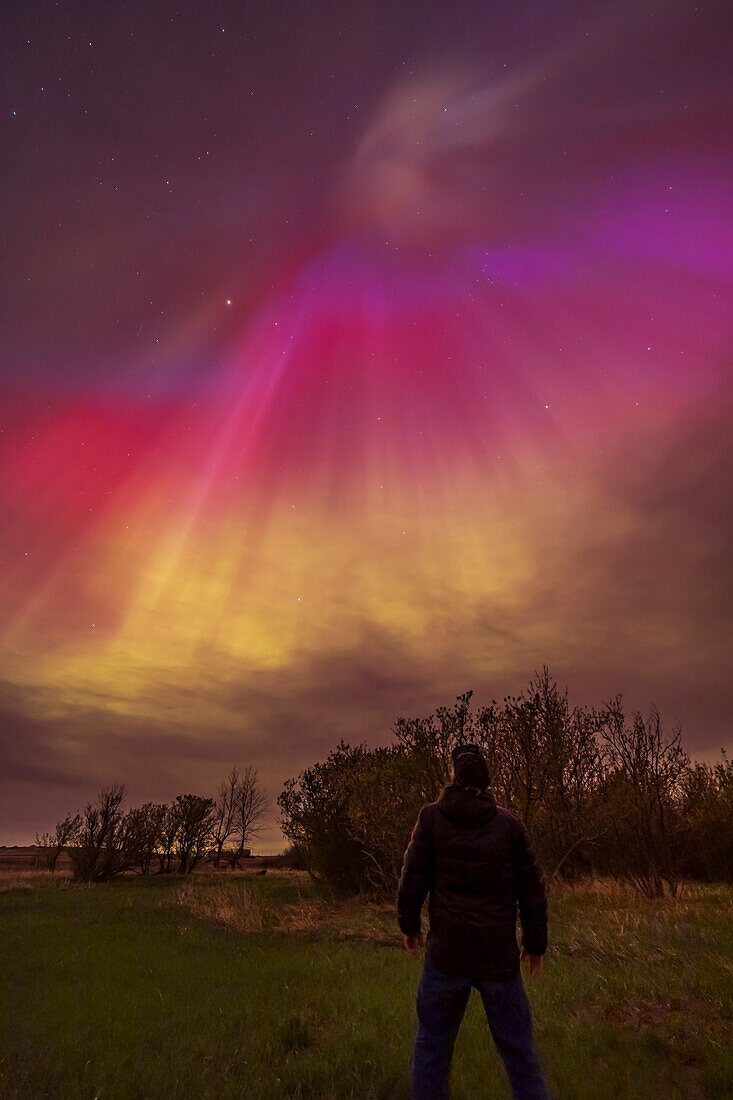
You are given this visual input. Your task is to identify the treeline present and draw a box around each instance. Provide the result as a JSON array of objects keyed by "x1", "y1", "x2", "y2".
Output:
[
  {"x1": 278, "y1": 668, "x2": 732, "y2": 898},
  {"x1": 37, "y1": 766, "x2": 267, "y2": 882}
]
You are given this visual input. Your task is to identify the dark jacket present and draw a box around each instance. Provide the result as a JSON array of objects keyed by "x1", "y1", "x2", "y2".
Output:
[{"x1": 397, "y1": 784, "x2": 547, "y2": 979}]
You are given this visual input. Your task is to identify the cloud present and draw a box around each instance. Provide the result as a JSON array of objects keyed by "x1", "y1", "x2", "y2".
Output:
[{"x1": 2, "y1": 392, "x2": 730, "y2": 845}]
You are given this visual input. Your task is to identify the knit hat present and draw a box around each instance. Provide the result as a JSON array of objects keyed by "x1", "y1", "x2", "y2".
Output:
[{"x1": 451, "y1": 743, "x2": 490, "y2": 790}]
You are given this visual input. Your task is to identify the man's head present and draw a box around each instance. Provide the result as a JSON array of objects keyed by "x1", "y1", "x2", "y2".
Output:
[{"x1": 451, "y1": 743, "x2": 490, "y2": 790}]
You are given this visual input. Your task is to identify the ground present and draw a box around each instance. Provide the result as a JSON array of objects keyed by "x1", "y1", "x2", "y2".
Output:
[{"x1": 0, "y1": 871, "x2": 731, "y2": 1099}]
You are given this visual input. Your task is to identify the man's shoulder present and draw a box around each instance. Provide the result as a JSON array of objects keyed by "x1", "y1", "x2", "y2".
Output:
[
  {"x1": 417, "y1": 802, "x2": 439, "y2": 826},
  {"x1": 418, "y1": 800, "x2": 524, "y2": 821},
  {"x1": 494, "y1": 806, "x2": 527, "y2": 835}
]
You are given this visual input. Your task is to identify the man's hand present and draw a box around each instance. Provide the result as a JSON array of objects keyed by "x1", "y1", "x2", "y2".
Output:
[
  {"x1": 403, "y1": 932, "x2": 423, "y2": 957},
  {"x1": 521, "y1": 946, "x2": 544, "y2": 978}
]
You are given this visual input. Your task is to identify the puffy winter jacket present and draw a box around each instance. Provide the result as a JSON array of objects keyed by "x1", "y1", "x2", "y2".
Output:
[{"x1": 397, "y1": 784, "x2": 547, "y2": 979}]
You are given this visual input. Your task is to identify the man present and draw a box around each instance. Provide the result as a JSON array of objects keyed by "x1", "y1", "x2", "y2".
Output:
[{"x1": 397, "y1": 743, "x2": 549, "y2": 1100}]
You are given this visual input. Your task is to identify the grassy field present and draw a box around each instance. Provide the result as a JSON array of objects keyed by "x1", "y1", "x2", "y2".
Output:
[{"x1": 1, "y1": 872, "x2": 731, "y2": 1099}]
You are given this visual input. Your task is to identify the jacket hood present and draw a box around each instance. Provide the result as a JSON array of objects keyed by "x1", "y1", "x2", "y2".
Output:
[{"x1": 437, "y1": 783, "x2": 498, "y2": 826}]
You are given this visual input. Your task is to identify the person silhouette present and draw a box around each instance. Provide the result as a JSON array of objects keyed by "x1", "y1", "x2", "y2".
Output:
[{"x1": 397, "y1": 743, "x2": 549, "y2": 1099}]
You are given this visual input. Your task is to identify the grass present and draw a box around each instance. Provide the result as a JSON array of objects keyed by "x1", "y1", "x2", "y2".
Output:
[{"x1": 0, "y1": 872, "x2": 731, "y2": 1099}]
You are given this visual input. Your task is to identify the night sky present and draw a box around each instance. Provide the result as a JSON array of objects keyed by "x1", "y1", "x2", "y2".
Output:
[{"x1": 1, "y1": 1, "x2": 731, "y2": 849}]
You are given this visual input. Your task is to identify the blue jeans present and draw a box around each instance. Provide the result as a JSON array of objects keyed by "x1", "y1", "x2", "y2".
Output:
[{"x1": 412, "y1": 957, "x2": 549, "y2": 1100}]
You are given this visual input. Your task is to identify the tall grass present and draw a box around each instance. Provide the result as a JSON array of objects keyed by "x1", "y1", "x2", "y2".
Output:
[
  {"x1": 1, "y1": 872, "x2": 731, "y2": 1099},
  {"x1": 175, "y1": 875, "x2": 397, "y2": 942},
  {"x1": 0, "y1": 869, "x2": 72, "y2": 891}
]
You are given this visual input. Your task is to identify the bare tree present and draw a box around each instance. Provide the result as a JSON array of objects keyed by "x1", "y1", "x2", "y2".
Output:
[
  {"x1": 69, "y1": 785, "x2": 129, "y2": 883},
  {"x1": 471, "y1": 668, "x2": 610, "y2": 878},
  {"x1": 678, "y1": 752, "x2": 733, "y2": 881},
  {"x1": 172, "y1": 794, "x2": 215, "y2": 873},
  {"x1": 229, "y1": 766, "x2": 268, "y2": 868},
  {"x1": 393, "y1": 692, "x2": 474, "y2": 800},
  {"x1": 157, "y1": 802, "x2": 180, "y2": 873},
  {"x1": 210, "y1": 767, "x2": 240, "y2": 868},
  {"x1": 601, "y1": 695, "x2": 689, "y2": 896},
  {"x1": 36, "y1": 812, "x2": 81, "y2": 872},
  {"x1": 124, "y1": 803, "x2": 166, "y2": 874}
]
